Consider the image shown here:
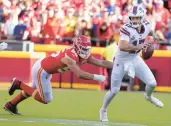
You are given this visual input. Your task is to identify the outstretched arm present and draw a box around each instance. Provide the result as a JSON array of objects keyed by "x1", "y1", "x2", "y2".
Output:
[
  {"x1": 61, "y1": 56, "x2": 106, "y2": 82},
  {"x1": 87, "y1": 56, "x2": 113, "y2": 69}
]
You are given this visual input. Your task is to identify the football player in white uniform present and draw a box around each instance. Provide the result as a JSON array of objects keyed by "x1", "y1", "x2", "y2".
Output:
[{"x1": 100, "y1": 5, "x2": 164, "y2": 122}]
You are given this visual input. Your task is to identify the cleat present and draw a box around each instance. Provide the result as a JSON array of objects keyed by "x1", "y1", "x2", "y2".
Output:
[
  {"x1": 8, "y1": 78, "x2": 21, "y2": 95},
  {"x1": 3, "y1": 102, "x2": 21, "y2": 115},
  {"x1": 100, "y1": 108, "x2": 108, "y2": 122},
  {"x1": 144, "y1": 94, "x2": 164, "y2": 108}
]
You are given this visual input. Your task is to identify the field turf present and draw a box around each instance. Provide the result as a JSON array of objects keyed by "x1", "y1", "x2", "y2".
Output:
[{"x1": 0, "y1": 89, "x2": 170, "y2": 126}]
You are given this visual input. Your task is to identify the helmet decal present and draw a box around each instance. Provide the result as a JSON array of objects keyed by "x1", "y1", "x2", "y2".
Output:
[{"x1": 133, "y1": 6, "x2": 137, "y2": 15}]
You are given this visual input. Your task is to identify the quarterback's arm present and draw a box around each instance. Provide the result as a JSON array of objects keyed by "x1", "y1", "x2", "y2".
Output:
[
  {"x1": 119, "y1": 26, "x2": 142, "y2": 52},
  {"x1": 87, "y1": 56, "x2": 113, "y2": 69},
  {"x1": 119, "y1": 40, "x2": 141, "y2": 52}
]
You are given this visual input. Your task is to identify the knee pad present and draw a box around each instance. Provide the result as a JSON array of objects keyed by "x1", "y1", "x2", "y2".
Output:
[{"x1": 44, "y1": 92, "x2": 53, "y2": 104}]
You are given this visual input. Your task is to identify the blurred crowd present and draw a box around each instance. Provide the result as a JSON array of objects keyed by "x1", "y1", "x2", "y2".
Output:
[{"x1": 0, "y1": 0, "x2": 170, "y2": 48}]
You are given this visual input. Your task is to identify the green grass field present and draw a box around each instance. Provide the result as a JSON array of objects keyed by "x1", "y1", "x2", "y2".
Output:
[{"x1": 0, "y1": 89, "x2": 171, "y2": 126}]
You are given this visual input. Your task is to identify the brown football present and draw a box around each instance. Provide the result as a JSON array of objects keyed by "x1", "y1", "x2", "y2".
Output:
[{"x1": 142, "y1": 44, "x2": 154, "y2": 60}]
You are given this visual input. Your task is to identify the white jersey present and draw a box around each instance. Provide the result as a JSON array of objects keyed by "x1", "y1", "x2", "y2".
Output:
[{"x1": 115, "y1": 20, "x2": 151, "y2": 61}]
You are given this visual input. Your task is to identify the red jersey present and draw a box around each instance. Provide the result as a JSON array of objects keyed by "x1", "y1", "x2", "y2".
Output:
[{"x1": 41, "y1": 47, "x2": 90, "y2": 74}]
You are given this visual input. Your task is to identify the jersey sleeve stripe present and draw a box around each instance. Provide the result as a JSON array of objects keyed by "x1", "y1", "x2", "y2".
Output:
[
  {"x1": 120, "y1": 29, "x2": 130, "y2": 36},
  {"x1": 121, "y1": 28, "x2": 130, "y2": 35}
]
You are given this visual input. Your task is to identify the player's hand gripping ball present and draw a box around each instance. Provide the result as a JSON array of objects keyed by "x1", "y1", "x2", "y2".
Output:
[{"x1": 142, "y1": 37, "x2": 154, "y2": 60}]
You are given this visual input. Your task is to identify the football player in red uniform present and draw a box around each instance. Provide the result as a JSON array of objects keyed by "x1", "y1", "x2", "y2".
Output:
[{"x1": 4, "y1": 35, "x2": 113, "y2": 115}]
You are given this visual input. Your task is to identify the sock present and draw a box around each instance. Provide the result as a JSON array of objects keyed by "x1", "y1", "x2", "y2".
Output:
[
  {"x1": 20, "y1": 82, "x2": 45, "y2": 104},
  {"x1": 145, "y1": 85, "x2": 155, "y2": 97},
  {"x1": 10, "y1": 90, "x2": 29, "y2": 106},
  {"x1": 101, "y1": 91, "x2": 116, "y2": 111}
]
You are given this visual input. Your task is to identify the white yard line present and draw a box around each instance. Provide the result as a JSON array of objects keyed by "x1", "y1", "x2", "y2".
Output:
[{"x1": 0, "y1": 118, "x2": 147, "y2": 126}]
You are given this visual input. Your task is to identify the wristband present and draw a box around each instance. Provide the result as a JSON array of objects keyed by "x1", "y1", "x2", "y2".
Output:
[{"x1": 93, "y1": 74, "x2": 100, "y2": 81}]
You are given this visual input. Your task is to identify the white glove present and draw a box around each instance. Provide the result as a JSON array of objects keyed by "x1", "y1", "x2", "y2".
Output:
[
  {"x1": 0, "y1": 42, "x2": 8, "y2": 51},
  {"x1": 93, "y1": 74, "x2": 106, "y2": 83}
]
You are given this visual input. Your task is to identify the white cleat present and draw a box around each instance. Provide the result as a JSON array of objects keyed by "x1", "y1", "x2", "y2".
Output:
[
  {"x1": 144, "y1": 94, "x2": 164, "y2": 108},
  {"x1": 100, "y1": 108, "x2": 109, "y2": 122}
]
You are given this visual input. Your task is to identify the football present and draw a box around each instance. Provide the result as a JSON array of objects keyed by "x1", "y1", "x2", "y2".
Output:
[{"x1": 142, "y1": 44, "x2": 154, "y2": 60}]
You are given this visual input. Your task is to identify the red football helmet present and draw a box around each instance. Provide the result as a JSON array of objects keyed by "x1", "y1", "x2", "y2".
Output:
[{"x1": 73, "y1": 35, "x2": 92, "y2": 59}]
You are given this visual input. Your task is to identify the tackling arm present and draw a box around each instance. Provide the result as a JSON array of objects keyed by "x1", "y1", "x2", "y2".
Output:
[
  {"x1": 61, "y1": 56, "x2": 94, "y2": 80},
  {"x1": 87, "y1": 56, "x2": 113, "y2": 69},
  {"x1": 61, "y1": 56, "x2": 106, "y2": 82}
]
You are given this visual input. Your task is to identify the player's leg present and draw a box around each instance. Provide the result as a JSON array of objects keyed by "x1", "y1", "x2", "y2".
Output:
[
  {"x1": 3, "y1": 78, "x2": 45, "y2": 115},
  {"x1": 5, "y1": 81, "x2": 36, "y2": 107},
  {"x1": 6, "y1": 68, "x2": 53, "y2": 104},
  {"x1": 3, "y1": 63, "x2": 38, "y2": 115},
  {"x1": 32, "y1": 68, "x2": 53, "y2": 104},
  {"x1": 3, "y1": 89, "x2": 30, "y2": 115},
  {"x1": 100, "y1": 61, "x2": 125, "y2": 121},
  {"x1": 4, "y1": 80, "x2": 36, "y2": 111},
  {"x1": 134, "y1": 56, "x2": 164, "y2": 108},
  {"x1": 4, "y1": 60, "x2": 53, "y2": 115}
]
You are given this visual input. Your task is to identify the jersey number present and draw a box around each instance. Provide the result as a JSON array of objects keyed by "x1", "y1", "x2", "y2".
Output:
[
  {"x1": 51, "y1": 49, "x2": 73, "y2": 73},
  {"x1": 129, "y1": 39, "x2": 145, "y2": 54}
]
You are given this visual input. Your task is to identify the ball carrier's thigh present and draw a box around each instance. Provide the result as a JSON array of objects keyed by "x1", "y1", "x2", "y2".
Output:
[
  {"x1": 111, "y1": 61, "x2": 125, "y2": 92},
  {"x1": 134, "y1": 56, "x2": 156, "y2": 86}
]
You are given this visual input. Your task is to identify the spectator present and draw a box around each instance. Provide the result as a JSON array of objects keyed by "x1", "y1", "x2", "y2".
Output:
[
  {"x1": 166, "y1": 16, "x2": 171, "y2": 43},
  {"x1": 146, "y1": 7, "x2": 156, "y2": 31},
  {"x1": 4, "y1": 13, "x2": 18, "y2": 40},
  {"x1": 153, "y1": 0, "x2": 170, "y2": 38},
  {"x1": 138, "y1": 0, "x2": 153, "y2": 9},
  {"x1": 22, "y1": 17, "x2": 42, "y2": 43},
  {"x1": 76, "y1": 19, "x2": 92, "y2": 37},
  {"x1": 13, "y1": 17, "x2": 27, "y2": 40},
  {"x1": 110, "y1": 16, "x2": 123, "y2": 43},
  {"x1": 105, "y1": 0, "x2": 121, "y2": 16},
  {"x1": 96, "y1": 22, "x2": 113, "y2": 47},
  {"x1": 43, "y1": 5, "x2": 56, "y2": 44},
  {"x1": 121, "y1": 0, "x2": 133, "y2": 23},
  {"x1": 63, "y1": 8, "x2": 77, "y2": 44},
  {"x1": 0, "y1": 8, "x2": 5, "y2": 23}
]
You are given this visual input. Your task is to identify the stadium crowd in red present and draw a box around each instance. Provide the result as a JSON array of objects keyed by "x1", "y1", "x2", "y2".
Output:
[{"x1": 0, "y1": 0, "x2": 170, "y2": 49}]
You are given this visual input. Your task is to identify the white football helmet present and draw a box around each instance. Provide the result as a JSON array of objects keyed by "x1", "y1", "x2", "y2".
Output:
[{"x1": 128, "y1": 5, "x2": 146, "y2": 28}]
